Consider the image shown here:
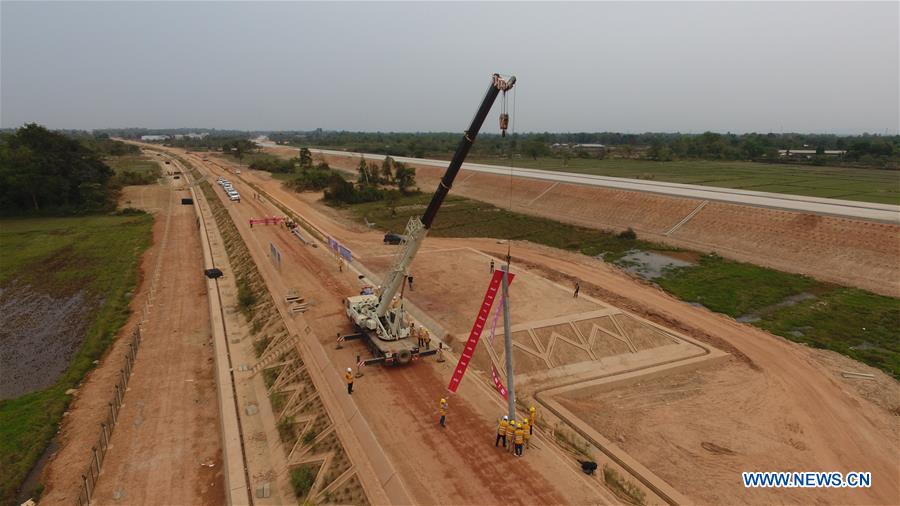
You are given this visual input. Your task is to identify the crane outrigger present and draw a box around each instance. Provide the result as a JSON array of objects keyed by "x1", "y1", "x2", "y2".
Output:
[{"x1": 344, "y1": 73, "x2": 516, "y2": 365}]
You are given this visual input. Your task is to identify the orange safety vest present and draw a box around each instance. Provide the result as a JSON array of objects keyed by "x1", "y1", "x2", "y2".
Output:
[
  {"x1": 498, "y1": 419, "x2": 509, "y2": 435},
  {"x1": 522, "y1": 420, "x2": 531, "y2": 439},
  {"x1": 506, "y1": 422, "x2": 515, "y2": 438},
  {"x1": 345, "y1": 372, "x2": 353, "y2": 384},
  {"x1": 439, "y1": 402, "x2": 448, "y2": 415},
  {"x1": 514, "y1": 428, "x2": 525, "y2": 444}
]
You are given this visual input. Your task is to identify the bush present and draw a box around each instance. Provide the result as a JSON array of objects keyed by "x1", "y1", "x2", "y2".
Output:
[
  {"x1": 237, "y1": 278, "x2": 256, "y2": 315},
  {"x1": 277, "y1": 416, "x2": 295, "y2": 443},
  {"x1": 618, "y1": 227, "x2": 637, "y2": 240},
  {"x1": 603, "y1": 465, "x2": 646, "y2": 505},
  {"x1": 302, "y1": 429, "x2": 318, "y2": 445},
  {"x1": 290, "y1": 465, "x2": 317, "y2": 499}
]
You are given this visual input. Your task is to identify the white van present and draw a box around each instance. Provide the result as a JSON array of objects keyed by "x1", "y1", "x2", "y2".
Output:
[{"x1": 228, "y1": 193, "x2": 241, "y2": 202}]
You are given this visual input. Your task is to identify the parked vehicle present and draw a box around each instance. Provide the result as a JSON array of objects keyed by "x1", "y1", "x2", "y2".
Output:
[{"x1": 383, "y1": 233, "x2": 405, "y2": 245}]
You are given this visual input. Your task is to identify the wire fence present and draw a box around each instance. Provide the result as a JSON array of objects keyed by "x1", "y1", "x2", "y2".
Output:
[
  {"x1": 75, "y1": 187, "x2": 174, "y2": 505},
  {"x1": 75, "y1": 326, "x2": 141, "y2": 506}
]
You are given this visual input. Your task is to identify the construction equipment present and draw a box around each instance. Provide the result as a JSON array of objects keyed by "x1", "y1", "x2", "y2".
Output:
[{"x1": 344, "y1": 73, "x2": 516, "y2": 365}]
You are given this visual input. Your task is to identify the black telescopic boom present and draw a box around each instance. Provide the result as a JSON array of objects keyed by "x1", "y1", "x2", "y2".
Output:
[{"x1": 420, "y1": 74, "x2": 514, "y2": 229}]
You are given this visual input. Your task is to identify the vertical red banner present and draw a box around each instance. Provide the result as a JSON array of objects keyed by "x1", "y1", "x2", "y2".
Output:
[{"x1": 447, "y1": 269, "x2": 515, "y2": 393}]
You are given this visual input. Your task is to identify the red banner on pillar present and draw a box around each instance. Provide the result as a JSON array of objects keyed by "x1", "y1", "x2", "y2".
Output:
[
  {"x1": 447, "y1": 269, "x2": 515, "y2": 394},
  {"x1": 491, "y1": 364, "x2": 509, "y2": 399}
]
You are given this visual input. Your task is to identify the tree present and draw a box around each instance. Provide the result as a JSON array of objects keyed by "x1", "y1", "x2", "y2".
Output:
[
  {"x1": 381, "y1": 156, "x2": 394, "y2": 183},
  {"x1": 0, "y1": 123, "x2": 115, "y2": 213},
  {"x1": 357, "y1": 157, "x2": 370, "y2": 184},
  {"x1": 394, "y1": 162, "x2": 416, "y2": 193},
  {"x1": 298, "y1": 148, "x2": 312, "y2": 168},
  {"x1": 523, "y1": 138, "x2": 549, "y2": 160}
]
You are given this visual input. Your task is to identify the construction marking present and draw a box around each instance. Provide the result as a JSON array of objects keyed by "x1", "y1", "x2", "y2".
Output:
[
  {"x1": 664, "y1": 200, "x2": 709, "y2": 236},
  {"x1": 527, "y1": 181, "x2": 559, "y2": 205}
]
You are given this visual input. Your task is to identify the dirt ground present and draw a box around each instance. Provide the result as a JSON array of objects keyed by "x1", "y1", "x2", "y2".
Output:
[
  {"x1": 313, "y1": 150, "x2": 900, "y2": 298},
  {"x1": 188, "y1": 152, "x2": 618, "y2": 505},
  {"x1": 39, "y1": 180, "x2": 224, "y2": 505},
  {"x1": 190, "y1": 150, "x2": 899, "y2": 505}
]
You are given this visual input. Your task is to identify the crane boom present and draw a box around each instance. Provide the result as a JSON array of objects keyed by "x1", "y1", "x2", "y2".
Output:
[{"x1": 374, "y1": 74, "x2": 515, "y2": 318}]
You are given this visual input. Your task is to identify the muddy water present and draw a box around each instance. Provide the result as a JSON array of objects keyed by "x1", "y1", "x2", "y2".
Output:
[
  {"x1": 614, "y1": 249, "x2": 696, "y2": 280},
  {"x1": 0, "y1": 283, "x2": 94, "y2": 399}
]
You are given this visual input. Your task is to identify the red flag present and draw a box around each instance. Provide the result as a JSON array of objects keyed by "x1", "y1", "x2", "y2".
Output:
[{"x1": 447, "y1": 269, "x2": 515, "y2": 393}]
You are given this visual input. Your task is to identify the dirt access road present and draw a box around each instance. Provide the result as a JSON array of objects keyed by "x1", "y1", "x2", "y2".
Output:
[
  {"x1": 186, "y1": 151, "x2": 617, "y2": 505},
  {"x1": 202, "y1": 151, "x2": 899, "y2": 506},
  {"x1": 40, "y1": 174, "x2": 224, "y2": 505}
]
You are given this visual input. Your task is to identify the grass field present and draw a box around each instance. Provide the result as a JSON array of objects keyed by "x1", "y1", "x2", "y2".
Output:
[
  {"x1": 464, "y1": 156, "x2": 900, "y2": 205},
  {"x1": 333, "y1": 192, "x2": 899, "y2": 378},
  {"x1": 105, "y1": 155, "x2": 161, "y2": 178},
  {"x1": 0, "y1": 214, "x2": 153, "y2": 504}
]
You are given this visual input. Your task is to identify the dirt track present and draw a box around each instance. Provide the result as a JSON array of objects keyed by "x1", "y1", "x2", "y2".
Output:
[
  {"x1": 206, "y1": 151, "x2": 899, "y2": 505},
  {"x1": 39, "y1": 179, "x2": 224, "y2": 505},
  {"x1": 187, "y1": 152, "x2": 617, "y2": 505},
  {"x1": 309, "y1": 150, "x2": 900, "y2": 297}
]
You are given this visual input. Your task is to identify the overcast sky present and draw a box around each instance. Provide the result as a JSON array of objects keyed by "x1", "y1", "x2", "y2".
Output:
[{"x1": 2, "y1": 1, "x2": 898, "y2": 134}]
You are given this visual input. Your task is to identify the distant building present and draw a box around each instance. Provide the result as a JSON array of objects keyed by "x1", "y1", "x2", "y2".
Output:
[
  {"x1": 551, "y1": 143, "x2": 607, "y2": 156},
  {"x1": 140, "y1": 135, "x2": 169, "y2": 141},
  {"x1": 779, "y1": 149, "x2": 846, "y2": 159}
]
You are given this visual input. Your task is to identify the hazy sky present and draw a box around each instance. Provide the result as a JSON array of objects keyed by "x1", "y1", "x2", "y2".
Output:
[{"x1": 2, "y1": 1, "x2": 898, "y2": 133}]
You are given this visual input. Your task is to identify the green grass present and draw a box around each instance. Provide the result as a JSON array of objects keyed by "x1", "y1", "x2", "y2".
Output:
[
  {"x1": 290, "y1": 463, "x2": 318, "y2": 499},
  {"x1": 0, "y1": 214, "x2": 153, "y2": 504},
  {"x1": 106, "y1": 154, "x2": 161, "y2": 182},
  {"x1": 345, "y1": 193, "x2": 663, "y2": 261},
  {"x1": 465, "y1": 157, "x2": 900, "y2": 205},
  {"x1": 333, "y1": 193, "x2": 899, "y2": 378},
  {"x1": 656, "y1": 254, "x2": 820, "y2": 317},
  {"x1": 659, "y1": 255, "x2": 899, "y2": 377}
]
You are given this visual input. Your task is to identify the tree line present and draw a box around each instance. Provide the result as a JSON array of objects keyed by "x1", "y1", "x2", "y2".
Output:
[{"x1": 0, "y1": 124, "x2": 121, "y2": 214}]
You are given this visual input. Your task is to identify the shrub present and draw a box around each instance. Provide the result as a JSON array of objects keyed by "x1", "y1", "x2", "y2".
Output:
[
  {"x1": 290, "y1": 465, "x2": 317, "y2": 498},
  {"x1": 237, "y1": 278, "x2": 256, "y2": 316},
  {"x1": 277, "y1": 416, "x2": 295, "y2": 443},
  {"x1": 618, "y1": 227, "x2": 637, "y2": 240}
]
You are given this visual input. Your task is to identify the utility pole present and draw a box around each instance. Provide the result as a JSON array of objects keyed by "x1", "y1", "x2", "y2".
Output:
[{"x1": 502, "y1": 263, "x2": 516, "y2": 419}]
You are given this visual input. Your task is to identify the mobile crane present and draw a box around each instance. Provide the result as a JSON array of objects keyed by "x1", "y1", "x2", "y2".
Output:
[{"x1": 345, "y1": 73, "x2": 516, "y2": 365}]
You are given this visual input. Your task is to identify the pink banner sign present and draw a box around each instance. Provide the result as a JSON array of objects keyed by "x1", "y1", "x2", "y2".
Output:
[{"x1": 447, "y1": 269, "x2": 515, "y2": 394}]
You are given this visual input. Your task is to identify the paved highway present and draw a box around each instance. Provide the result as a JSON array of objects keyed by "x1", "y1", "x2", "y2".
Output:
[{"x1": 257, "y1": 141, "x2": 900, "y2": 224}]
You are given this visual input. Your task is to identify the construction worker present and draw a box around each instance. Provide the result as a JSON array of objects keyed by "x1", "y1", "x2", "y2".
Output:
[
  {"x1": 514, "y1": 422, "x2": 525, "y2": 457},
  {"x1": 522, "y1": 417, "x2": 531, "y2": 448},
  {"x1": 529, "y1": 405, "x2": 537, "y2": 435},
  {"x1": 438, "y1": 398, "x2": 448, "y2": 427},
  {"x1": 345, "y1": 367, "x2": 354, "y2": 394},
  {"x1": 338, "y1": 256, "x2": 345, "y2": 272},
  {"x1": 490, "y1": 259, "x2": 495, "y2": 273},
  {"x1": 423, "y1": 329, "x2": 431, "y2": 350},
  {"x1": 414, "y1": 325, "x2": 424, "y2": 349},
  {"x1": 496, "y1": 416, "x2": 509, "y2": 447},
  {"x1": 574, "y1": 281, "x2": 581, "y2": 298},
  {"x1": 506, "y1": 418, "x2": 516, "y2": 453}
]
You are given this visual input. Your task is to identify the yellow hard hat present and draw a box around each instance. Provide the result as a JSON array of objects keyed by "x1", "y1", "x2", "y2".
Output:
[
  {"x1": 517, "y1": 422, "x2": 522, "y2": 428},
  {"x1": 440, "y1": 398, "x2": 446, "y2": 403}
]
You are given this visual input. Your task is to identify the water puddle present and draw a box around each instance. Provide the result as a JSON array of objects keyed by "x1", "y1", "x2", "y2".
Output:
[{"x1": 614, "y1": 249, "x2": 697, "y2": 280}]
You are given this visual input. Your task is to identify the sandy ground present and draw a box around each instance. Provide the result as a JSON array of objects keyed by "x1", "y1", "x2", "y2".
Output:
[
  {"x1": 39, "y1": 180, "x2": 224, "y2": 505},
  {"x1": 220, "y1": 153, "x2": 900, "y2": 504},
  {"x1": 312, "y1": 150, "x2": 900, "y2": 297},
  {"x1": 189, "y1": 153, "x2": 618, "y2": 505}
]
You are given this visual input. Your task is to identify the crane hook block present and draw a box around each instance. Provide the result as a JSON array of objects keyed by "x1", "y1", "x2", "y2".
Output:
[{"x1": 500, "y1": 113, "x2": 510, "y2": 137}]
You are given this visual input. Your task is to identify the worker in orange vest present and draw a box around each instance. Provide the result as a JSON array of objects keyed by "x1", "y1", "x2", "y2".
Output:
[
  {"x1": 529, "y1": 405, "x2": 537, "y2": 435},
  {"x1": 522, "y1": 418, "x2": 531, "y2": 448},
  {"x1": 506, "y1": 418, "x2": 516, "y2": 453},
  {"x1": 514, "y1": 422, "x2": 525, "y2": 457},
  {"x1": 496, "y1": 415, "x2": 509, "y2": 447},
  {"x1": 438, "y1": 398, "x2": 448, "y2": 427},
  {"x1": 345, "y1": 367, "x2": 354, "y2": 394}
]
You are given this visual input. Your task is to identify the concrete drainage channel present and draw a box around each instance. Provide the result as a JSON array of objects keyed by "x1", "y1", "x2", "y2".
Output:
[
  {"x1": 176, "y1": 151, "x2": 405, "y2": 505},
  {"x1": 185, "y1": 164, "x2": 253, "y2": 505}
]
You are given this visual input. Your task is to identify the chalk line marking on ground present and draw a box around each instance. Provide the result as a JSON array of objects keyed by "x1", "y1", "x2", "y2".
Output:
[{"x1": 665, "y1": 200, "x2": 709, "y2": 236}]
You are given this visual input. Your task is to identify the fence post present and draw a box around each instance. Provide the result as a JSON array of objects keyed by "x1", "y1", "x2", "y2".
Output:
[
  {"x1": 82, "y1": 474, "x2": 90, "y2": 505},
  {"x1": 101, "y1": 423, "x2": 109, "y2": 450},
  {"x1": 93, "y1": 445, "x2": 101, "y2": 471},
  {"x1": 114, "y1": 384, "x2": 122, "y2": 409},
  {"x1": 120, "y1": 368, "x2": 127, "y2": 388},
  {"x1": 109, "y1": 402, "x2": 116, "y2": 426}
]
